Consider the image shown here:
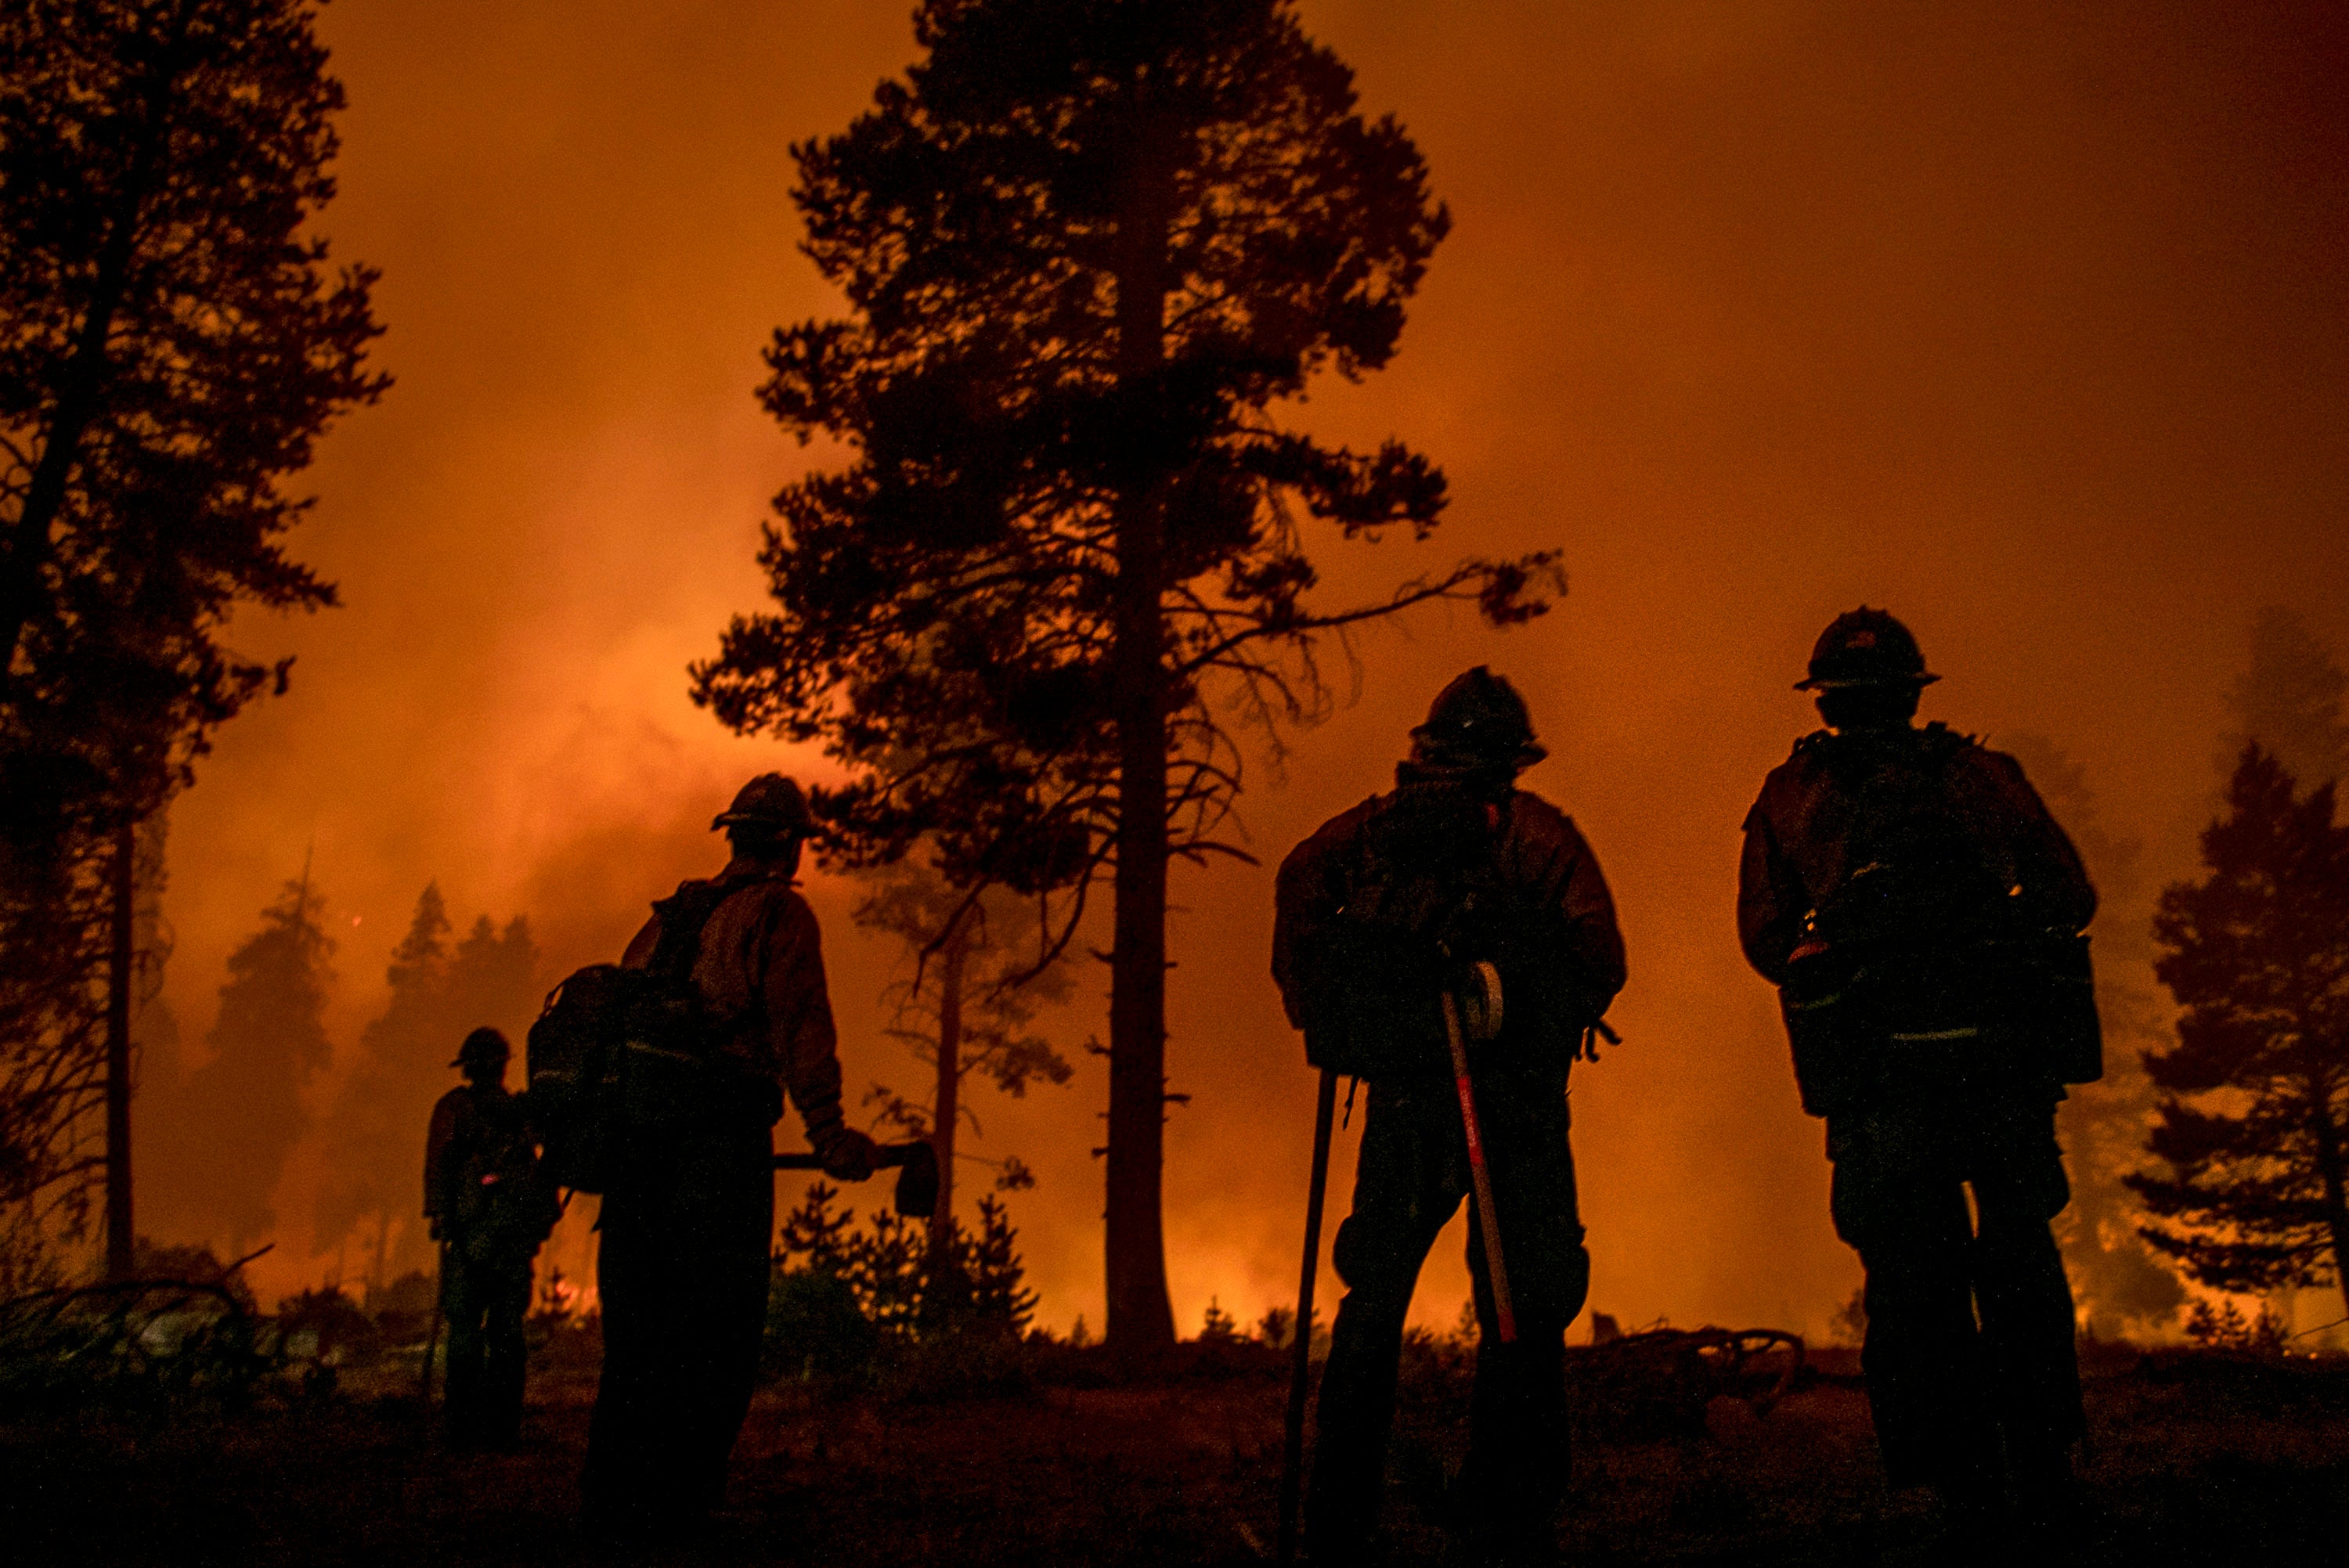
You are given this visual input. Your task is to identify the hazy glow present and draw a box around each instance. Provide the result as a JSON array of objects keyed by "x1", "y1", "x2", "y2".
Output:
[{"x1": 146, "y1": 2, "x2": 2349, "y2": 1335}]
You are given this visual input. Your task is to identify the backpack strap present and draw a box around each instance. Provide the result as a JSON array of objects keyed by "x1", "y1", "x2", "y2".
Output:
[
  {"x1": 646, "y1": 871, "x2": 784, "y2": 980},
  {"x1": 1349, "y1": 784, "x2": 1503, "y2": 957}
]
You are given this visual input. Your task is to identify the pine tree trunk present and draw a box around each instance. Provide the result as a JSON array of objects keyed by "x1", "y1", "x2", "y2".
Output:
[
  {"x1": 104, "y1": 816, "x2": 136, "y2": 1281},
  {"x1": 1102, "y1": 134, "x2": 1179, "y2": 1357},
  {"x1": 929, "y1": 925, "x2": 965, "y2": 1263},
  {"x1": 1107, "y1": 607, "x2": 1175, "y2": 1355}
]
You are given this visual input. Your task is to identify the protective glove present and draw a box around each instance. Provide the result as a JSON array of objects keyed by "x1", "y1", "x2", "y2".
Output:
[{"x1": 810, "y1": 1121, "x2": 880, "y2": 1183}]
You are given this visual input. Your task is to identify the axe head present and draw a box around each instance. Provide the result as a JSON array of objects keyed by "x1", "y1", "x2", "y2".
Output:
[{"x1": 890, "y1": 1141, "x2": 940, "y2": 1220}]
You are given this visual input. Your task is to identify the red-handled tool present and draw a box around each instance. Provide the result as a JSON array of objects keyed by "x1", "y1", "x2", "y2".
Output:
[{"x1": 1442, "y1": 987, "x2": 1515, "y2": 1343}]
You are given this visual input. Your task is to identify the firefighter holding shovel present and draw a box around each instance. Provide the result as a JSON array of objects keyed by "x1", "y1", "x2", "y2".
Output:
[{"x1": 1272, "y1": 669, "x2": 1626, "y2": 1566}]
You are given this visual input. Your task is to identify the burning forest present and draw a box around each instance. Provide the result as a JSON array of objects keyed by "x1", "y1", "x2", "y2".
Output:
[{"x1": 3, "y1": 2, "x2": 2348, "y2": 1563}]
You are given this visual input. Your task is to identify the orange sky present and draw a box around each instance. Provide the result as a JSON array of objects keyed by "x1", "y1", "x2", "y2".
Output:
[{"x1": 147, "y1": 1, "x2": 2349, "y2": 1336}]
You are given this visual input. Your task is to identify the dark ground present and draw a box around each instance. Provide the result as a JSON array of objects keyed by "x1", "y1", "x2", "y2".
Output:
[{"x1": 4, "y1": 1338, "x2": 2347, "y2": 1566}]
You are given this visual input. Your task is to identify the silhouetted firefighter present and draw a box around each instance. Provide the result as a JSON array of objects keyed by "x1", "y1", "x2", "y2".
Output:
[
  {"x1": 423, "y1": 1026, "x2": 557, "y2": 1447},
  {"x1": 1739, "y1": 608, "x2": 2102, "y2": 1541},
  {"x1": 1274, "y1": 669, "x2": 1626, "y2": 1566},
  {"x1": 564, "y1": 774, "x2": 877, "y2": 1534}
]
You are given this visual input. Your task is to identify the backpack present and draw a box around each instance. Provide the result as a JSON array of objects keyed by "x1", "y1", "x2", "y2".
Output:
[
  {"x1": 525, "y1": 877, "x2": 749, "y2": 1193},
  {"x1": 451, "y1": 1093, "x2": 561, "y2": 1265},
  {"x1": 1310, "y1": 785, "x2": 1508, "y2": 1078},
  {"x1": 1777, "y1": 726, "x2": 2098, "y2": 1113},
  {"x1": 1810, "y1": 724, "x2": 2016, "y2": 957}
]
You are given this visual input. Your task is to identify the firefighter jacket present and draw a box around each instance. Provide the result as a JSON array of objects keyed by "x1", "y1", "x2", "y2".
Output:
[
  {"x1": 1274, "y1": 763, "x2": 1626, "y2": 1076},
  {"x1": 424, "y1": 1081, "x2": 556, "y2": 1258},
  {"x1": 621, "y1": 856, "x2": 846, "y2": 1130},
  {"x1": 1737, "y1": 723, "x2": 2097, "y2": 987}
]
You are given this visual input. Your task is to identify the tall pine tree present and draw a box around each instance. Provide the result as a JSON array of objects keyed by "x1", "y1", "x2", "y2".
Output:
[
  {"x1": 0, "y1": 0, "x2": 383, "y2": 1268},
  {"x1": 694, "y1": 0, "x2": 1554, "y2": 1354},
  {"x1": 2131, "y1": 747, "x2": 2349, "y2": 1317},
  {"x1": 164, "y1": 866, "x2": 335, "y2": 1247}
]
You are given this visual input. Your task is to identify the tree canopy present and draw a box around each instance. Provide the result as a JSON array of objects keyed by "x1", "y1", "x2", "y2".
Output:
[
  {"x1": 0, "y1": 0, "x2": 384, "y2": 841},
  {"x1": 694, "y1": 0, "x2": 1553, "y2": 1353}
]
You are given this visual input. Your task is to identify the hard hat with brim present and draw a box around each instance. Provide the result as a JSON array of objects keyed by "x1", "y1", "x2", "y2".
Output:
[
  {"x1": 1795, "y1": 607, "x2": 1940, "y2": 690},
  {"x1": 452, "y1": 1026, "x2": 511, "y2": 1068},
  {"x1": 712, "y1": 773, "x2": 815, "y2": 834},
  {"x1": 1411, "y1": 666, "x2": 1548, "y2": 769}
]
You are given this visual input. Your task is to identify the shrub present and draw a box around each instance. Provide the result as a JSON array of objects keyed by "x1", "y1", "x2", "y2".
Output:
[
  {"x1": 765, "y1": 1184, "x2": 1041, "y2": 1392},
  {"x1": 2184, "y1": 1298, "x2": 2289, "y2": 1355}
]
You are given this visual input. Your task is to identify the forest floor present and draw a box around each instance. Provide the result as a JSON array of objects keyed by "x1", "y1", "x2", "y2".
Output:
[{"x1": 3, "y1": 1336, "x2": 2347, "y2": 1566}]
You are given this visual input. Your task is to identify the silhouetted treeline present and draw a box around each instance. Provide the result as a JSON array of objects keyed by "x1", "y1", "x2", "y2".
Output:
[
  {"x1": 312, "y1": 885, "x2": 539, "y2": 1288},
  {"x1": 131, "y1": 879, "x2": 539, "y2": 1286}
]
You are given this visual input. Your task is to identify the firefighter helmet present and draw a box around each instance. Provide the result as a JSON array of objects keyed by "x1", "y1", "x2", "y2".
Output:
[
  {"x1": 1794, "y1": 607, "x2": 1939, "y2": 690},
  {"x1": 711, "y1": 773, "x2": 816, "y2": 836},
  {"x1": 451, "y1": 1026, "x2": 511, "y2": 1071},
  {"x1": 1410, "y1": 667, "x2": 1547, "y2": 769}
]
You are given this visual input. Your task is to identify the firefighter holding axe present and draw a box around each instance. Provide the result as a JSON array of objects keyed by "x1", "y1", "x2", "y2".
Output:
[
  {"x1": 577, "y1": 775, "x2": 879, "y2": 1537},
  {"x1": 1272, "y1": 669, "x2": 1626, "y2": 1566}
]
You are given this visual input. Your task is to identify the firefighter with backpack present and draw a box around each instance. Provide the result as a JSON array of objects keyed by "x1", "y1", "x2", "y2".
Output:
[
  {"x1": 1273, "y1": 669, "x2": 1626, "y2": 1567},
  {"x1": 1738, "y1": 608, "x2": 2099, "y2": 1543},
  {"x1": 561, "y1": 773, "x2": 878, "y2": 1534},
  {"x1": 424, "y1": 1026, "x2": 560, "y2": 1448}
]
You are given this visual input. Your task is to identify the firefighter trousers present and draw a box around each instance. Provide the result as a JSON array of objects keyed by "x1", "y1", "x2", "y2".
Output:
[
  {"x1": 583, "y1": 1116, "x2": 774, "y2": 1531},
  {"x1": 442, "y1": 1245, "x2": 533, "y2": 1446},
  {"x1": 1308, "y1": 1065, "x2": 1589, "y2": 1562},
  {"x1": 1828, "y1": 1085, "x2": 2084, "y2": 1493}
]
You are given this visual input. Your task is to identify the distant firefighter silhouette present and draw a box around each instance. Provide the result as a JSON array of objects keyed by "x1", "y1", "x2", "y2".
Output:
[
  {"x1": 424, "y1": 1026, "x2": 558, "y2": 1448},
  {"x1": 1738, "y1": 609, "x2": 2102, "y2": 1538},
  {"x1": 559, "y1": 774, "x2": 878, "y2": 1534},
  {"x1": 1274, "y1": 669, "x2": 1626, "y2": 1566}
]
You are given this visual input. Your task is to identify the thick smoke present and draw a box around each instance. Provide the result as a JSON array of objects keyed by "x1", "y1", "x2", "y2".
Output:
[{"x1": 128, "y1": 3, "x2": 2349, "y2": 1330}]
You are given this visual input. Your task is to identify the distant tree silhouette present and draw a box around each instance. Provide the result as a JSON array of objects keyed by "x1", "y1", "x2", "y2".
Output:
[
  {"x1": 2221, "y1": 606, "x2": 2347, "y2": 792},
  {"x1": 2131, "y1": 747, "x2": 2349, "y2": 1318},
  {"x1": 157, "y1": 865, "x2": 335, "y2": 1247},
  {"x1": 0, "y1": 0, "x2": 382, "y2": 1270},
  {"x1": 854, "y1": 860, "x2": 1073, "y2": 1262},
  {"x1": 694, "y1": 0, "x2": 1555, "y2": 1354},
  {"x1": 312, "y1": 884, "x2": 539, "y2": 1286}
]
